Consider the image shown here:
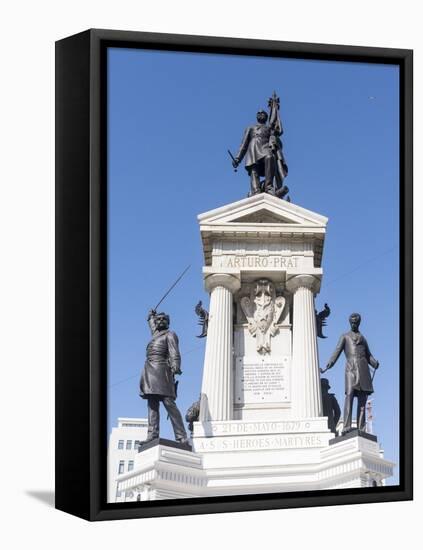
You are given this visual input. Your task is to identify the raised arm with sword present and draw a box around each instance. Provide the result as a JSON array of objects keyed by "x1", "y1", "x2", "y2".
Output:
[{"x1": 139, "y1": 265, "x2": 191, "y2": 446}]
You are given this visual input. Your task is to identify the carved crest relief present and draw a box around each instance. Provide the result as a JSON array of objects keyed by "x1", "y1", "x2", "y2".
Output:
[{"x1": 240, "y1": 279, "x2": 285, "y2": 354}]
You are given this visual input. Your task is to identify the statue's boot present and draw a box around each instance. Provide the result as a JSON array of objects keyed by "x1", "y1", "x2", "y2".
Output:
[
  {"x1": 250, "y1": 172, "x2": 261, "y2": 195},
  {"x1": 264, "y1": 182, "x2": 275, "y2": 195}
]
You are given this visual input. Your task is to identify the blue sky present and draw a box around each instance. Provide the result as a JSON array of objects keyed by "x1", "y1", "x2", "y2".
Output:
[{"x1": 107, "y1": 47, "x2": 399, "y2": 484}]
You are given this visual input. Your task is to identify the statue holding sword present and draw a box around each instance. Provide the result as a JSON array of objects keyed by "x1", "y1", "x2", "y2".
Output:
[
  {"x1": 139, "y1": 266, "x2": 190, "y2": 445},
  {"x1": 320, "y1": 313, "x2": 379, "y2": 435}
]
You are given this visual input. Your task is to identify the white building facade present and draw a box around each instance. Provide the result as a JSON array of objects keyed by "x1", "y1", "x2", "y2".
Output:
[{"x1": 107, "y1": 417, "x2": 148, "y2": 502}]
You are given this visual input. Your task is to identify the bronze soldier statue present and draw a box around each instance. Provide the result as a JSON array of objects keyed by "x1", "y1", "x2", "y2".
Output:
[
  {"x1": 139, "y1": 310, "x2": 189, "y2": 444},
  {"x1": 321, "y1": 313, "x2": 379, "y2": 434},
  {"x1": 231, "y1": 92, "x2": 288, "y2": 198},
  {"x1": 320, "y1": 378, "x2": 341, "y2": 435}
]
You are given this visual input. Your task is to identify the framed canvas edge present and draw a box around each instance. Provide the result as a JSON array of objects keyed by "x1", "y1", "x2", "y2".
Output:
[
  {"x1": 55, "y1": 28, "x2": 413, "y2": 522},
  {"x1": 55, "y1": 29, "x2": 92, "y2": 521}
]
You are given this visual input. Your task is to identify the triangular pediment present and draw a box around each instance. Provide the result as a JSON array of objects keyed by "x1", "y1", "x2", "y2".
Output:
[
  {"x1": 199, "y1": 193, "x2": 328, "y2": 268},
  {"x1": 229, "y1": 208, "x2": 297, "y2": 224},
  {"x1": 198, "y1": 193, "x2": 328, "y2": 228}
]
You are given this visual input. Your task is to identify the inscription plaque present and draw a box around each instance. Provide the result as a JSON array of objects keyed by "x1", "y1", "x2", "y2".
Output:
[
  {"x1": 194, "y1": 433, "x2": 325, "y2": 453},
  {"x1": 194, "y1": 419, "x2": 328, "y2": 438},
  {"x1": 235, "y1": 356, "x2": 290, "y2": 404},
  {"x1": 217, "y1": 255, "x2": 300, "y2": 269}
]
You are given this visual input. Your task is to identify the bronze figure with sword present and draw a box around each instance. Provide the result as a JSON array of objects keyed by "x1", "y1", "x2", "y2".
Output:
[{"x1": 139, "y1": 266, "x2": 191, "y2": 446}]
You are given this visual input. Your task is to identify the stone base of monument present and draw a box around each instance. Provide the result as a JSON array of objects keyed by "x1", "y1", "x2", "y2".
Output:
[
  {"x1": 117, "y1": 439, "x2": 206, "y2": 501},
  {"x1": 116, "y1": 420, "x2": 394, "y2": 501}
]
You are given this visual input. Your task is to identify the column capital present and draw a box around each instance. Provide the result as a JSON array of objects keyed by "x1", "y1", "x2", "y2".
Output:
[
  {"x1": 204, "y1": 272, "x2": 241, "y2": 294},
  {"x1": 286, "y1": 274, "x2": 321, "y2": 294}
]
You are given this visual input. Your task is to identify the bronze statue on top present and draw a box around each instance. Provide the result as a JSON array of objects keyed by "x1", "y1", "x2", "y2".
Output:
[
  {"x1": 321, "y1": 313, "x2": 379, "y2": 435},
  {"x1": 230, "y1": 92, "x2": 289, "y2": 199}
]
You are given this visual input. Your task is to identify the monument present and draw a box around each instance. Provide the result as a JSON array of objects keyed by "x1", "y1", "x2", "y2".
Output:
[{"x1": 116, "y1": 93, "x2": 394, "y2": 501}]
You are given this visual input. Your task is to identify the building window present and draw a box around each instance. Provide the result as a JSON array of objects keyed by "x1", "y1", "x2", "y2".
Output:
[
  {"x1": 128, "y1": 461, "x2": 134, "y2": 471},
  {"x1": 118, "y1": 461, "x2": 124, "y2": 474},
  {"x1": 126, "y1": 440, "x2": 132, "y2": 450},
  {"x1": 134, "y1": 440, "x2": 141, "y2": 450},
  {"x1": 118, "y1": 440, "x2": 124, "y2": 450}
]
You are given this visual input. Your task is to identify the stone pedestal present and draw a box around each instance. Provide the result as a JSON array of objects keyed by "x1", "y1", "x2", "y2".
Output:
[
  {"x1": 117, "y1": 441, "x2": 206, "y2": 501},
  {"x1": 117, "y1": 431, "x2": 394, "y2": 499}
]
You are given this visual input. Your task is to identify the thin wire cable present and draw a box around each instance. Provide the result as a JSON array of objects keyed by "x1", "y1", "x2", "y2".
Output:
[{"x1": 323, "y1": 244, "x2": 398, "y2": 288}]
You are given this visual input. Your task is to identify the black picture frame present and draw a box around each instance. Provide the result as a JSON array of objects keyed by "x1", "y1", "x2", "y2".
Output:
[{"x1": 55, "y1": 28, "x2": 413, "y2": 521}]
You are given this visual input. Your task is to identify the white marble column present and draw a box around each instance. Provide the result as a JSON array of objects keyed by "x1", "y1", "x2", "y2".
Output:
[
  {"x1": 286, "y1": 275, "x2": 323, "y2": 418},
  {"x1": 199, "y1": 273, "x2": 241, "y2": 421}
]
